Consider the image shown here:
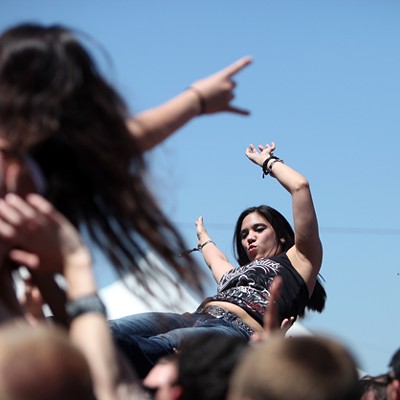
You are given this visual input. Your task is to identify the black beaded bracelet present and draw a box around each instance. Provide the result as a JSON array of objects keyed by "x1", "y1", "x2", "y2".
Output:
[
  {"x1": 268, "y1": 158, "x2": 284, "y2": 177},
  {"x1": 66, "y1": 293, "x2": 107, "y2": 322},
  {"x1": 262, "y1": 156, "x2": 279, "y2": 178}
]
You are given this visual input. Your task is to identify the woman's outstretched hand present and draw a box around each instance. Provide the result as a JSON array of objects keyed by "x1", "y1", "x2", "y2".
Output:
[
  {"x1": 190, "y1": 56, "x2": 252, "y2": 115},
  {"x1": 128, "y1": 56, "x2": 253, "y2": 151},
  {"x1": 245, "y1": 141, "x2": 276, "y2": 167},
  {"x1": 195, "y1": 216, "x2": 211, "y2": 246},
  {"x1": 0, "y1": 193, "x2": 88, "y2": 272}
]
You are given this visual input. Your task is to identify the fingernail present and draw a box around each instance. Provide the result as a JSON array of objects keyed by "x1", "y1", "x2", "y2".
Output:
[{"x1": 5, "y1": 193, "x2": 18, "y2": 201}]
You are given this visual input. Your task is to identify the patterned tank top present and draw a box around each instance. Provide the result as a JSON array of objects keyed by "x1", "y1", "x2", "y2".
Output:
[{"x1": 197, "y1": 252, "x2": 309, "y2": 325}]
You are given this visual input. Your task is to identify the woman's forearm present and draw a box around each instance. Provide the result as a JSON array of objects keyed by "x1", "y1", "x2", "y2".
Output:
[
  {"x1": 264, "y1": 158, "x2": 309, "y2": 195},
  {"x1": 127, "y1": 89, "x2": 201, "y2": 152}
]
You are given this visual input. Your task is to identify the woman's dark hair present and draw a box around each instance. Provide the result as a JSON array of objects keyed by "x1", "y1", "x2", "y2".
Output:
[
  {"x1": 233, "y1": 205, "x2": 326, "y2": 313},
  {"x1": 0, "y1": 23, "x2": 204, "y2": 296}
]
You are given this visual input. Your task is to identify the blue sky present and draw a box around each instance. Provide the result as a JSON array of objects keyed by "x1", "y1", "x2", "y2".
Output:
[{"x1": 2, "y1": 0, "x2": 400, "y2": 376}]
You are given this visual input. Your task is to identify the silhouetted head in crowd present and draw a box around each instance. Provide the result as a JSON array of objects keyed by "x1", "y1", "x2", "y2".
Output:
[
  {"x1": 143, "y1": 354, "x2": 181, "y2": 400},
  {"x1": 229, "y1": 334, "x2": 360, "y2": 400},
  {"x1": 359, "y1": 374, "x2": 388, "y2": 400},
  {"x1": 386, "y1": 347, "x2": 400, "y2": 400},
  {"x1": 178, "y1": 332, "x2": 248, "y2": 400},
  {"x1": 0, "y1": 321, "x2": 95, "y2": 400}
]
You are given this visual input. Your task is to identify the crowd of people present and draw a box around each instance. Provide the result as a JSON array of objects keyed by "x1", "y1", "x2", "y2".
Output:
[{"x1": 0, "y1": 21, "x2": 398, "y2": 400}]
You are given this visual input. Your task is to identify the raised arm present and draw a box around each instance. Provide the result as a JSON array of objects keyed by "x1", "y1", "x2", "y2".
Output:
[
  {"x1": 0, "y1": 194, "x2": 138, "y2": 400},
  {"x1": 128, "y1": 56, "x2": 252, "y2": 152},
  {"x1": 245, "y1": 142, "x2": 322, "y2": 295},
  {"x1": 195, "y1": 216, "x2": 234, "y2": 283}
]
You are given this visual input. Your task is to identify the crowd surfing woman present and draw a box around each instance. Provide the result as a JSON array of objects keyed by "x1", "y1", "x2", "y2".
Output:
[
  {"x1": 109, "y1": 141, "x2": 326, "y2": 378},
  {"x1": 0, "y1": 22, "x2": 252, "y2": 316}
]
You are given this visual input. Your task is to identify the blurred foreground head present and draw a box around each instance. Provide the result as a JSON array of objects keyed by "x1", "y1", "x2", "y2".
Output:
[
  {"x1": 0, "y1": 21, "x2": 203, "y2": 298},
  {"x1": 0, "y1": 321, "x2": 95, "y2": 400},
  {"x1": 387, "y1": 346, "x2": 400, "y2": 400},
  {"x1": 229, "y1": 334, "x2": 360, "y2": 400}
]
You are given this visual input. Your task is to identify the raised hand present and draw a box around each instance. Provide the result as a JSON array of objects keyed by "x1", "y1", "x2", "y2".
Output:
[
  {"x1": 195, "y1": 216, "x2": 211, "y2": 245},
  {"x1": 190, "y1": 56, "x2": 252, "y2": 115},
  {"x1": 0, "y1": 193, "x2": 87, "y2": 272},
  {"x1": 245, "y1": 141, "x2": 276, "y2": 167},
  {"x1": 251, "y1": 276, "x2": 295, "y2": 343}
]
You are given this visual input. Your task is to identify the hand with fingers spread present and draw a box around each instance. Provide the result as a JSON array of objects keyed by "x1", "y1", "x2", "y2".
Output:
[
  {"x1": 245, "y1": 141, "x2": 276, "y2": 168},
  {"x1": 189, "y1": 56, "x2": 252, "y2": 115},
  {"x1": 0, "y1": 193, "x2": 139, "y2": 399},
  {"x1": 0, "y1": 193, "x2": 87, "y2": 273}
]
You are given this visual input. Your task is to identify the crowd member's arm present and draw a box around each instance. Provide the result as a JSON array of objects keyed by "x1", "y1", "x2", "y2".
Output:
[
  {"x1": 0, "y1": 193, "x2": 138, "y2": 400},
  {"x1": 195, "y1": 216, "x2": 234, "y2": 283},
  {"x1": 64, "y1": 246, "x2": 125, "y2": 400},
  {"x1": 245, "y1": 142, "x2": 322, "y2": 296},
  {"x1": 128, "y1": 56, "x2": 252, "y2": 152},
  {"x1": 250, "y1": 276, "x2": 295, "y2": 343}
]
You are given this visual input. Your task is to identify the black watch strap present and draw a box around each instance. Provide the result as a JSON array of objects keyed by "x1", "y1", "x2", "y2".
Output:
[{"x1": 66, "y1": 293, "x2": 107, "y2": 321}]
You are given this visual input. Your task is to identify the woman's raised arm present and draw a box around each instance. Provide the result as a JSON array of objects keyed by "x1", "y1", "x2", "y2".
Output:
[
  {"x1": 128, "y1": 56, "x2": 252, "y2": 152},
  {"x1": 245, "y1": 142, "x2": 322, "y2": 295}
]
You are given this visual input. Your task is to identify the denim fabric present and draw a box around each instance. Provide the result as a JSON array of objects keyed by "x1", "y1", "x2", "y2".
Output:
[{"x1": 109, "y1": 311, "x2": 250, "y2": 378}]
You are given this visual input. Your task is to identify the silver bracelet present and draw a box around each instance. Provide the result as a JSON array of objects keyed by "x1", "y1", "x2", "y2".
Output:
[{"x1": 199, "y1": 240, "x2": 215, "y2": 251}]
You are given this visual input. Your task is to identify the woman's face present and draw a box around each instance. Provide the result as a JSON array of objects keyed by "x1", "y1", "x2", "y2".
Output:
[{"x1": 240, "y1": 212, "x2": 281, "y2": 261}]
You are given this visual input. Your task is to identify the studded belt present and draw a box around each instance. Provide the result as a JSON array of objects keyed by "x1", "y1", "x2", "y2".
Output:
[{"x1": 196, "y1": 305, "x2": 255, "y2": 336}]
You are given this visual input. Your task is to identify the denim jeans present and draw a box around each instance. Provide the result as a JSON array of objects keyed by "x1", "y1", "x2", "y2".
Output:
[{"x1": 108, "y1": 311, "x2": 250, "y2": 378}]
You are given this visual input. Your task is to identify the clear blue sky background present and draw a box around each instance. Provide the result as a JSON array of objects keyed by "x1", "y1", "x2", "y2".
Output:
[{"x1": 2, "y1": 0, "x2": 399, "y2": 377}]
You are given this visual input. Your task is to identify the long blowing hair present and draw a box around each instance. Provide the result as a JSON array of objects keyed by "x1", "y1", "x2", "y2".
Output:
[
  {"x1": 0, "y1": 23, "x2": 204, "y2": 296},
  {"x1": 233, "y1": 205, "x2": 326, "y2": 313}
]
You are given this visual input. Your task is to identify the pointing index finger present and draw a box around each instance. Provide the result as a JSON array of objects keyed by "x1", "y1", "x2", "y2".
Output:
[{"x1": 221, "y1": 56, "x2": 253, "y2": 78}]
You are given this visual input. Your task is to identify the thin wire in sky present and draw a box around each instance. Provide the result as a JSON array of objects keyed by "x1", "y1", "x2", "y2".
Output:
[{"x1": 176, "y1": 222, "x2": 400, "y2": 236}]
